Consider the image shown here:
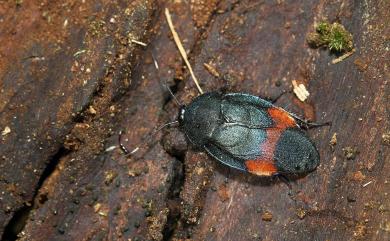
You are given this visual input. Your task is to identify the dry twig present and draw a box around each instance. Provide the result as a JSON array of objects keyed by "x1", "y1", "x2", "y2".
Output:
[{"x1": 165, "y1": 8, "x2": 203, "y2": 94}]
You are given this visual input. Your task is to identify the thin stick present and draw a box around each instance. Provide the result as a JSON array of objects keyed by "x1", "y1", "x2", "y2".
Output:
[
  {"x1": 165, "y1": 8, "x2": 204, "y2": 94},
  {"x1": 331, "y1": 48, "x2": 356, "y2": 64},
  {"x1": 131, "y1": 39, "x2": 147, "y2": 47}
]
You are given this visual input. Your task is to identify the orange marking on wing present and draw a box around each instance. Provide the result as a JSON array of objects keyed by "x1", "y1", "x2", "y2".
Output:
[
  {"x1": 245, "y1": 107, "x2": 295, "y2": 176},
  {"x1": 248, "y1": 129, "x2": 284, "y2": 176},
  {"x1": 245, "y1": 160, "x2": 278, "y2": 176},
  {"x1": 268, "y1": 107, "x2": 296, "y2": 128},
  {"x1": 259, "y1": 128, "x2": 281, "y2": 160}
]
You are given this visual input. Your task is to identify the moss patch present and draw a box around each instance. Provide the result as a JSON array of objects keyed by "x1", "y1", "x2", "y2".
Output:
[{"x1": 307, "y1": 21, "x2": 353, "y2": 53}]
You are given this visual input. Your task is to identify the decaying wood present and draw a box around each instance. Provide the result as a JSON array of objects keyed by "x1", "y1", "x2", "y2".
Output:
[{"x1": 0, "y1": 0, "x2": 388, "y2": 241}]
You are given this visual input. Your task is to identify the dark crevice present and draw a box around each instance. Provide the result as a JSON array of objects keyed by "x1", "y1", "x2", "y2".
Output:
[
  {"x1": 1, "y1": 147, "x2": 70, "y2": 241},
  {"x1": 1, "y1": 62, "x2": 109, "y2": 240},
  {"x1": 159, "y1": 46, "x2": 186, "y2": 240},
  {"x1": 162, "y1": 152, "x2": 186, "y2": 241},
  {"x1": 1, "y1": 206, "x2": 32, "y2": 241},
  {"x1": 160, "y1": 78, "x2": 186, "y2": 241},
  {"x1": 38, "y1": 148, "x2": 69, "y2": 187}
]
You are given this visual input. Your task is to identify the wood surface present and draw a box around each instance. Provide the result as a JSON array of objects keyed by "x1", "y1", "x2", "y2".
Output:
[{"x1": 0, "y1": 0, "x2": 388, "y2": 240}]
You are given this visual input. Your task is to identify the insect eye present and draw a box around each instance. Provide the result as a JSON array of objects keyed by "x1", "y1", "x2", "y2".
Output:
[
  {"x1": 295, "y1": 165, "x2": 301, "y2": 171},
  {"x1": 178, "y1": 107, "x2": 186, "y2": 122}
]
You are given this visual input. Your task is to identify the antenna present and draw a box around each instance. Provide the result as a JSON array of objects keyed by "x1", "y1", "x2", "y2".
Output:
[
  {"x1": 119, "y1": 120, "x2": 179, "y2": 156},
  {"x1": 118, "y1": 54, "x2": 182, "y2": 156},
  {"x1": 151, "y1": 52, "x2": 182, "y2": 107},
  {"x1": 118, "y1": 8, "x2": 199, "y2": 156}
]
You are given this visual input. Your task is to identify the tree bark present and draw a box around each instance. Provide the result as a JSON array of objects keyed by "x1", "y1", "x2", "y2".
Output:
[{"x1": 0, "y1": 0, "x2": 388, "y2": 241}]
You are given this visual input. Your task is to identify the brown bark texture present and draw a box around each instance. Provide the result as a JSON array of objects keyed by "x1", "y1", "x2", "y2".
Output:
[{"x1": 0, "y1": 0, "x2": 389, "y2": 241}]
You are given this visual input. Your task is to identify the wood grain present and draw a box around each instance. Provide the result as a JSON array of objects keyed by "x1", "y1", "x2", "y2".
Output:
[{"x1": 0, "y1": 0, "x2": 388, "y2": 240}]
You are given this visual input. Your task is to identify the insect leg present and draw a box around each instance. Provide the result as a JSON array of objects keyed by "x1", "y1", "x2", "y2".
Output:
[
  {"x1": 290, "y1": 113, "x2": 332, "y2": 130},
  {"x1": 118, "y1": 131, "x2": 130, "y2": 155},
  {"x1": 272, "y1": 173, "x2": 292, "y2": 190},
  {"x1": 254, "y1": 90, "x2": 290, "y2": 104},
  {"x1": 118, "y1": 131, "x2": 140, "y2": 156},
  {"x1": 268, "y1": 90, "x2": 289, "y2": 104}
]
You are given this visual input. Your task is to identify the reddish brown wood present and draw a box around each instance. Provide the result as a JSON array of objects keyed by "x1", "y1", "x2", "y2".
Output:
[
  {"x1": 0, "y1": 0, "x2": 388, "y2": 241},
  {"x1": 0, "y1": 0, "x2": 156, "y2": 240}
]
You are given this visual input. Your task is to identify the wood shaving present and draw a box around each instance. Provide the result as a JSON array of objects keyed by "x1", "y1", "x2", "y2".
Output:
[
  {"x1": 2, "y1": 126, "x2": 11, "y2": 136},
  {"x1": 362, "y1": 181, "x2": 372, "y2": 187},
  {"x1": 203, "y1": 63, "x2": 220, "y2": 78},
  {"x1": 292, "y1": 80, "x2": 310, "y2": 102}
]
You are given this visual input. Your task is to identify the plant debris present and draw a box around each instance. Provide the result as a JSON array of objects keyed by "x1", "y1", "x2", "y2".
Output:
[
  {"x1": 296, "y1": 208, "x2": 307, "y2": 220},
  {"x1": 342, "y1": 146, "x2": 359, "y2": 160},
  {"x1": 1, "y1": 126, "x2": 11, "y2": 136},
  {"x1": 382, "y1": 132, "x2": 390, "y2": 146},
  {"x1": 217, "y1": 184, "x2": 230, "y2": 202},
  {"x1": 354, "y1": 58, "x2": 369, "y2": 71},
  {"x1": 329, "y1": 133, "x2": 337, "y2": 149},
  {"x1": 262, "y1": 211, "x2": 273, "y2": 221},
  {"x1": 352, "y1": 171, "x2": 366, "y2": 182},
  {"x1": 203, "y1": 62, "x2": 220, "y2": 78}
]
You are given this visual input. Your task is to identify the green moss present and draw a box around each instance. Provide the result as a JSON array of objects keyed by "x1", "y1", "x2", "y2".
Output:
[
  {"x1": 307, "y1": 20, "x2": 353, "y2": 53},
  {"x1": 328, "y1": 23, "x2": 353, "y2": 52},
  {"x1": 316, "y1": 22, "x2": 331, "y2": 36}
]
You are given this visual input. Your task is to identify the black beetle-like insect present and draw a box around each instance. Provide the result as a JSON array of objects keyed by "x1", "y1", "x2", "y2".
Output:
[{"x1": 177, "y1": 91, "x2": 320, "y2": 176}]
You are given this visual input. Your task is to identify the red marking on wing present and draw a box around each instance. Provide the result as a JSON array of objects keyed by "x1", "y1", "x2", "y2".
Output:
[
  {"x1": 245, "y1": 128, "x2": 282, "y2": 176},
  {"x1": 259, "y1": 128, "x2": 281, "y2": 160},
  {"x1": 268, "y1": 107, "x2": 296, "y2": 128},
  {"x1": 245, "y1": 108, "x2": 297, "y2": 176},
  {"x1": 245, "y1": 159, "x2": 278, "y2": 176}
]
